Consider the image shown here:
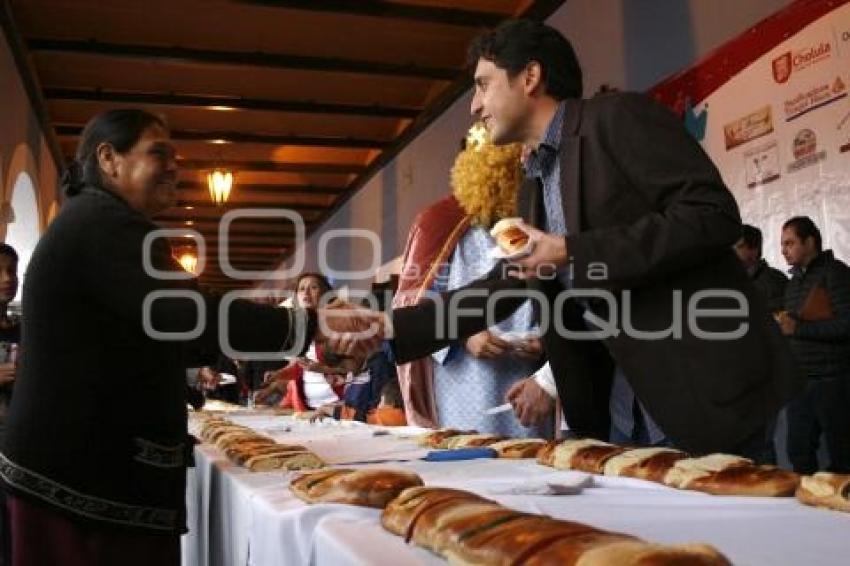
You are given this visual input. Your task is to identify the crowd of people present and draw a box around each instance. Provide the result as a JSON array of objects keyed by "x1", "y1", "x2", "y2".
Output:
[{"x1": 0, "y1": 16, "x2": 847, "y2": 566}]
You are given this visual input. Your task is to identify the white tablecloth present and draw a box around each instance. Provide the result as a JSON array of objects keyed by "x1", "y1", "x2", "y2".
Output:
[{"x1": 182, "y1": 413, "x2": 850, "y2": 566}]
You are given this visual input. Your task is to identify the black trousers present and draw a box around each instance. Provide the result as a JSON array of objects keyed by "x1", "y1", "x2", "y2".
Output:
[{"x1": 786, "y1": 375, "x2": 850, "y2": 474}]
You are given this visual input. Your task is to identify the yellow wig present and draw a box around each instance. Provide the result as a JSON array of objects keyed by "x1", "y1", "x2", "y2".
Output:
[{"x1": 450, "y1": 128, "x2": 524, "y2": 227}]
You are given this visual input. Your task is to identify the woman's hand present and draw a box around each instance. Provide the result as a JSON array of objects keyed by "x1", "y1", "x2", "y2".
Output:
[
  {"x1": 309, "y1": 402, "x2": 340, "y2": 423},
  {"x1": 254, "y1": 380, "x2": 285, "y2": 405}
]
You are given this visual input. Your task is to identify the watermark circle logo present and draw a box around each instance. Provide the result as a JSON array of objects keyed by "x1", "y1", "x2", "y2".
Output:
[{"x1": 143, "y1": 229, "x2": 206, "y2": 279}]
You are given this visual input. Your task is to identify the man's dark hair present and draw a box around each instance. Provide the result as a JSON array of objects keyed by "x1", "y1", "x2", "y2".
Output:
[
  {"x1": 0, "y1": 243, "x2": 18, "y2": 263},
  {"x1": 783, "y1": 216, "x2": 822, "y2": 252},
  {"x1": 740, "y1": 224, "x2": 763, "y2": 257},
  {"x1": 63, "y1": 109, "x2": 167, "y2": 196},
  {"x1": 468, "y1": 19, "x2": 583, "y2": 100}
]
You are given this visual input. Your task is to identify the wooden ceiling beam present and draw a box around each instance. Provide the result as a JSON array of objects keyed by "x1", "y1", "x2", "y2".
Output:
[
  {"x1": 173, "y1": 200, "x2": 328, "y2": 212},
  {"x1": 177, "y1": 159, "x2": 365, "y2": 174},
  {"x1": 177, "y1": 181, "x2": 346, "y2": 195},
  {"x1": 232, "y1": 0, "x2": 505, "y2": 27},
  {"x1": 55, "y1": 124, "x2": 389, "y2": 149},
  {"x1": 28, "y1": 38, "x2": 457, "y2": 80},
  {"x1": 42, "y1": 87, "x2": 420, "y2": 118}
]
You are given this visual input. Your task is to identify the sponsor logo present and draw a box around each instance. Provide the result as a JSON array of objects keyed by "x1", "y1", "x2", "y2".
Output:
[
  {"x1": 772, "y1": 41, "x2": 832, "y2": 83},
  {"x1": 772, "y1": 52, "x2": 792, "y2": 83},
  {"x1": 724, "y1": 106, "x2": 773, "y2": 150},
  {"x1": 839, "y1": 110, "x2": 850, "y2": 153},
  {"x1": 787, "y1": 129, "x2": 826, "y2": 173},
  {"x1": 744, "y1": 141, "x2": 781, "y2": 188},
  {"x1": 784, "y1": 76, "x2": 847, "y2": 121}
]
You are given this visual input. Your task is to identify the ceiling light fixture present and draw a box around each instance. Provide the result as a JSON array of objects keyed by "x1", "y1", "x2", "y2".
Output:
[{"x1": 207, "y1": 169, "x2": 234, "y2": 206}]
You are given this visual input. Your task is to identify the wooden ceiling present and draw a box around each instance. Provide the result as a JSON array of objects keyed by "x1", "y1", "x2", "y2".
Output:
[{"x1": 7, "y1": 0, "x2": 565, "y2": 290}]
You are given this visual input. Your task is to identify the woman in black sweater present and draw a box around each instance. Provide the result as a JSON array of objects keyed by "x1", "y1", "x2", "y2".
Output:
[{"x1": 0, "y1": 110, "x2": 330, "y2": 566}]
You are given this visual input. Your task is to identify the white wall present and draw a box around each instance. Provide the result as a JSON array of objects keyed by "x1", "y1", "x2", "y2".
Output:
[{"x1": 275, "y1": 0, "x2": 794, "y2": 290}]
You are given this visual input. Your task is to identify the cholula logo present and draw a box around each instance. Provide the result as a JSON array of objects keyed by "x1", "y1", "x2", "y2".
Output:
[{"x1": 772, "y1": 41, "x2": 832, "y2": 84}]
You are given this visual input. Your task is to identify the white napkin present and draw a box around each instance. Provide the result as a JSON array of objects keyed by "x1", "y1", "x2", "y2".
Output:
[{"x1": 467, "y1": 471, "x2": 594, "y2": 496}]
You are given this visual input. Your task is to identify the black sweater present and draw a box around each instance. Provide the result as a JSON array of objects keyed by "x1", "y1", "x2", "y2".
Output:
[
  {"x1": 784, "y1": 250, "x2": 850, "y2": 378},
  {"x1": 750, "y1": 259, "x2": 787, "y2": 313},
  {"x1": 0, "y1": 186, "x2": 312, "y2": 533}
]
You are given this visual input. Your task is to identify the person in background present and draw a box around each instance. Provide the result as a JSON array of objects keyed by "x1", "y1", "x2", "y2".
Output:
[
  {"x1": 734, "y1": 224, "x2": 787, "y2": 312},
  {"x1": 255, "y1": 273, "x2": 345, "y2": 410},
  {"x1": 0, "y1": 243, "x2": 19, "y2": 566},
  {"x1": 778, "y1": 216, "x2": 850, "y2": 473},
  {"x1": 0, "y1": 244, "x2": 20, "y2": 435}
]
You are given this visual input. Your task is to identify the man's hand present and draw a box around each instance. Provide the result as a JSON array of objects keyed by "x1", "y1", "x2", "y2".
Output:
[
  {"x1": 509, "y1": 222, "x2": 568, "y2": 280},
  {"x1": 506, "y1": 377, "x2": 555, "y2": 427},
  {"x1": 0, "y1": 362, "x2": 15, "y2": 387},
  {"x1": 512, "y1": 336, "x2": 543, "y2": 360},
  {"x1": 465, "y1": 330, "x2": 511, "y2": 359},
  {"x1": 775, "y1": 311, "x2": 797, "y2": 336},
  {"x1": 315, "y1": 302, "x2": 391, "y2": 359}
]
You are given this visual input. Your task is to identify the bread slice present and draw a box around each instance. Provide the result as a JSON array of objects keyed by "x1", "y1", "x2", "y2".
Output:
[
  {"x1": 796, "y1": 472, "x2": 850, "y2": 512},
  {"x1": 549, "y1": 439, "x2": 627, "y2": 473},
  {"x1": 244, "y1": 451, "x2": 324, "y2": 472},
  {"x1": 290, "y1": 468, "x2": 423, "y2": 508},
  {"x1": 602, "y1": 447, "x2": 688, "y2": 482},
  {"x1": 663, "y1": 454, "x2": 751, "y2": 489},
  {"x1": 489, "y1": 438, "x2": 547, "y2": 459},
  {"x1": 441, "y1": 434, "x2": 504, "y2": 449},
  {"x1": 416, "y1": 429, "x2": 476, "y2": 448}
]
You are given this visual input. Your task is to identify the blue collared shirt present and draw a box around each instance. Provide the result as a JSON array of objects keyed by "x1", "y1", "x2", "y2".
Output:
[{"x1": 525, "y1": 101, "x2": 666, "y2": 445}]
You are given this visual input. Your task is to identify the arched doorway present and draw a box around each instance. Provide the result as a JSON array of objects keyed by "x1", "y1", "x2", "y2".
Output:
[{"x1": 5, "y1": 171, "x2": 41, "y2": 300}]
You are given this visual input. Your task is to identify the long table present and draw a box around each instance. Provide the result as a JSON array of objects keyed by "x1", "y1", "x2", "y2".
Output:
[{"x1": 181, "y1": 411, "x2": 850, "y2": 566}]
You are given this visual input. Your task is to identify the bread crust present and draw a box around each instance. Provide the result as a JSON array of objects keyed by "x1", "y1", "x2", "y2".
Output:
[
  {"x1": 290, "y1": 468, "x2": 423, "y2": 508},
  {"x1": 795, "y1": 473, "x2": 850, "y2": 513},
  {"x1": 489, "y1": 439, "x2": 547, "y2": 459},
  {"x1": 382, "y1": 487, "x2": 730, "y2": 565}
]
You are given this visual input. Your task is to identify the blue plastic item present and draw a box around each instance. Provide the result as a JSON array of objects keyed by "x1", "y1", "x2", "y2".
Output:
[{"x1": 422, "y1": 447, "x2": 497, "y2": 461}]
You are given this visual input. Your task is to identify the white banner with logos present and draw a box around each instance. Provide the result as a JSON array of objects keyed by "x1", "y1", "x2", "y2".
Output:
[{"x1": 695, "y1": 3, "x2": 850, "y2": 268}]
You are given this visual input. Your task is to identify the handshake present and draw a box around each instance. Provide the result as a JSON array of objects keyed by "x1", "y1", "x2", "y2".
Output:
[{"x1": 312, "y1": 301, "x2": 394, "y2": 370}]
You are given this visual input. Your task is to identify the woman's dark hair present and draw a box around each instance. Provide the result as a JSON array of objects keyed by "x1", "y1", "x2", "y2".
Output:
[
  {"x1": 62, "y1": 109, "x2": 167, "y2": 196},
  {"x1": 783, "y1": 216, "x2": 822, "y2": 252},
  {"x1": 467, "y1": 19, "x2": 583, "y2": 100},
  {"x1": 294, "y1": 272, "x2": 332, "y2": 296},
  {"x1": 0, "y1": 243, "x2": 18, "y2": 263}
]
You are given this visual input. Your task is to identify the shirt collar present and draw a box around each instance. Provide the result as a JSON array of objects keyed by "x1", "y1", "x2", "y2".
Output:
[
  {"x1": 524, "y1": 101, "x2": 566, "y2": 176},
  {"x1": 539, "y1": 101, "x2": 566, "y2": 152}
]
